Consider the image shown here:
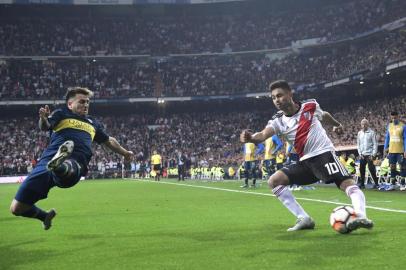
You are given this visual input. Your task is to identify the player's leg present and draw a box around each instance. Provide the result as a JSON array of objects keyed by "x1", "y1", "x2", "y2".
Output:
[
  {"x1": 340, "y1": 179, "x2": 373, "y2": 230},
  {"x1": 251, "y1": 162, "x2": 257, "y2": 188},
  {"x1": 358, "y1": 158, "x2": 367, "y2": 189},
  {"x1": 388, "y1": 154, "x2": 398, "y2": 187},
  {"x1": 10, "y1": 199, "x2": 56, "y2": 230},
  {"x1": 11, "y1": 168, "x2": 57, "y2": 230},
  {"x1": 47, "y1": 140, "x2": 82, "y2": 188},
  {"x1": 268, "y1": 164, "x2": 315, "y2": 231},
  {"x1": 309, "y1": 151, "x2": 373, "y2": 231},
  {"x1": 366, "y1": 158, "x2": 379, "y2": 188},
  {"x1": 399, "y1": 157, "x2": 406, "y2": 191},
  {"x1": 241, "y1": 162, "x2": 250, "y2": 188}
]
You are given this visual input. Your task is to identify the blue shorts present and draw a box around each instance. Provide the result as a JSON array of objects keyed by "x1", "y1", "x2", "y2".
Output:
[
  {"x1": 387, "y1": 153, "x2": 404, "y2": 165},
  {"x1": 264, "y1": 159, "x2": 276, "y2": 169},
  {"x1": 15, "y1": 160, "x2": 81, "y2": 205},
  {"x1": 244, "y1": 161, "x2": 256, "y2": 172}
]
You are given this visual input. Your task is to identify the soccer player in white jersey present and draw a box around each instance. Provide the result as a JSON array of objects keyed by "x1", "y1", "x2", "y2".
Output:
[{"x1": 240, "y1": 80, "x2": 373, "y2": 232}]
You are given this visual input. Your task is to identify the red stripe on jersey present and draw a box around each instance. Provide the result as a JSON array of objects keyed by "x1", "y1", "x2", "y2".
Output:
[{"x1": 294, "y1": 103, "x2": 316, "y2": 157}]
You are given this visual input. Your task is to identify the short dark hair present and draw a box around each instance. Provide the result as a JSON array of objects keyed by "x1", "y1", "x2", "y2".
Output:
[
  {"x1": 391, "y1": 111, "x2": 399, "y2": 116},
  {"x1": 269, "y1": 80, "x2": 292, "y2": 92},
  {"x1": 65, "y1": 87, "x2": 93, "y2": 103}
]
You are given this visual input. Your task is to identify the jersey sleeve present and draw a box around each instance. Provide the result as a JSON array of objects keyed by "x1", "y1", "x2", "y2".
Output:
[
  {"x1": 266, "y1": 119, "x2": 280, "y2": 135},
  {"x1": 47, "y1": 109, "x2": 63, "y2": 129},
  {"x1": 93, "y1": 120, "x2": 110, "y2": 144}
]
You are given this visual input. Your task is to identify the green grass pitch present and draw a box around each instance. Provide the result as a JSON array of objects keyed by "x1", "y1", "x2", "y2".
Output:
[{"x1": 1, "y1": 179, "x2": 406, "y2": 270}]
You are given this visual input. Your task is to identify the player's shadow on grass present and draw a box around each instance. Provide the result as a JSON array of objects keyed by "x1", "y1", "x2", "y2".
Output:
[
  {"x1": 272, "y1": 229, "x2": 380, "y2": 268},
  {"x1": 0, "y1": 239, "x2": 55, "y2": 270},
  {"x1": 0, "y1": 217, "x2": 17, "y2": 223}
]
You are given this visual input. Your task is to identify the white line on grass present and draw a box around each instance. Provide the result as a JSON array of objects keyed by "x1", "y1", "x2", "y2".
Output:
[{"x1": 137, "y1": 180, "x2": 406, "y2": 214}]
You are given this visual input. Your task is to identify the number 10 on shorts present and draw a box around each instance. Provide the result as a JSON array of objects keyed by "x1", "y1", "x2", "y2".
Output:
[{"x1": 324, "y1": 162, "x2": 339, "y2": 175}]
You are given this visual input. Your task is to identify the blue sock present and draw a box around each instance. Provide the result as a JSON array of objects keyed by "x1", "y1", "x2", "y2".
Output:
[{"x1": 20, "y1": 205, "x2": 47, "y2": 221}]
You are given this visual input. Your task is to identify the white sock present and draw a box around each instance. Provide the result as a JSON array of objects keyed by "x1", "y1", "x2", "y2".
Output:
[
  {"x1": 272, "y1": 185, "x2": 309, "y2": 219},
  {"x1": 345, "y1": 185, "x2": 366, "y2": 218}
]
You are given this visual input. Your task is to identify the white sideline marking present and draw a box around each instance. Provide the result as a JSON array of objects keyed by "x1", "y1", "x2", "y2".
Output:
[{"x1": 138, "y1": 180, "x2": 406, "y2": 214}]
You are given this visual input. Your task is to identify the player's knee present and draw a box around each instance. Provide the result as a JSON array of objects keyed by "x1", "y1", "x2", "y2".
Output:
[
  {"x1": 268, "y1": 171, "x2": 288, "y2": 189},
  {"x1": 10, "y1": 201, "x2": 24, "y2": 216},
  {"x1": 338, "y1": 178, "x2": 356, "y2": 191}
]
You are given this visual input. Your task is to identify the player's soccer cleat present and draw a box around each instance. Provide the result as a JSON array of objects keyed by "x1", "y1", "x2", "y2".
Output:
[
  {"x1": 347, "y1": 216, "x2": 373, "y2": 232},
  {"x1": 47, "y1": 140, "x2": 74, "y2": 171},
  {"x1": 240, "y1": 184, "x2": 248, "y2": 188},
  {"x1": 43, "y1": 209, "x2": 57, "y2": 230},
  {"x1": 400, "y1": 185, "x2": 406, "y2": 191},
  {"x1": 287, "y1": 216, "x2": 315, "y2": 232}
]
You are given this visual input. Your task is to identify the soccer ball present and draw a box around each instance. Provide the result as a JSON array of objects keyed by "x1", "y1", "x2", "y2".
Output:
[{"x1": 329, "y1": 205, "x2": 356, "y2": 234}]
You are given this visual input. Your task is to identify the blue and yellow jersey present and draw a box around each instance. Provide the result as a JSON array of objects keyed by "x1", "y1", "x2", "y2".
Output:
[
  {"x1": 41, "y1": 107, "x2": 109, "y2": 170},
  {"x1": 264, "y1": 135, "x2": 283, "y2": 160},
  {"x1": 384, "y1": 122, "x2": 406, "y2": 154},
  {"x1": 243, "y1": 143, "x2": 256, "y2": 162}
]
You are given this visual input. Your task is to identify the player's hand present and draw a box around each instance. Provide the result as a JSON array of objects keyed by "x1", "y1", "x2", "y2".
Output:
[
  {"x1": 333, "y1": 125, "x2": 343, "y2": 135},
  {"x1": 240, "y1": 129, "x2": 253, "y2": 143},
  {"x1": 39, "y1": 105, "x2": 50, "y2": 119},
  {"x1": 123, "y1": 151, "x2": 134, "y2": 163}
]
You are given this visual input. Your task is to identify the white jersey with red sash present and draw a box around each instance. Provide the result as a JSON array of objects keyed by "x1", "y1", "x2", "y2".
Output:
[{"x1": 266, "y1": 99, "x2": 335, "y2": 161}]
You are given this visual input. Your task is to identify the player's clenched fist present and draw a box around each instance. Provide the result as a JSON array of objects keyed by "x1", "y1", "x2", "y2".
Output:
[
  {"x1": 39, "y1": 105, "x2": 51, "y2": 119},
  {"x1": 240, "y1": 129, "x2": 253, "y2": 143}
]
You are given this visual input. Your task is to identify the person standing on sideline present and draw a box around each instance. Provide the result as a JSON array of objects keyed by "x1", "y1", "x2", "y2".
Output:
[
  {"x1": 262, "y1": 135, "x2": 283, "y2": 176},
  {"x1": 151, "y1": 150, "x2": 162, "y2": 181},
  {"x1": 10, "y1": 87, "x2": 134, "y2": 230},
  {"x1": 177, "y1": 151, "x2": 186, "y2": 181},
  {"x1": 241, "y1": 142, "x2": 258, "y2": 188},
  {"x1": 384, "y1": 111, "x2": 406, "y2": 190},
  {"x1": 240, "y1": 80, "x2": 373, "y2": 232},
  {"x1": 357, "y1": 119, "x2": 379, "y2": 189}
]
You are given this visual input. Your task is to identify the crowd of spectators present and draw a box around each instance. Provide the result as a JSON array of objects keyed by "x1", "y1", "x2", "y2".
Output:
[
  {"x1": 2, "y1": 95, "x2": 405, "y2": 176},
  {"x1": 1, "y1": 27, "x2": 405, "y2": 99},
  {"x1": 0, "y1": 0, "x2": 404, "y2": 56}
]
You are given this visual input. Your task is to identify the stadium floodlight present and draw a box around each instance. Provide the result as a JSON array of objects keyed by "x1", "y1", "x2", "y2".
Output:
[
  {"x1": 359, "y1": 81, "x2": 364, "y2": 85},
  {"x1": 386, "y1": 71, "x2": 391, "y2": 75}
]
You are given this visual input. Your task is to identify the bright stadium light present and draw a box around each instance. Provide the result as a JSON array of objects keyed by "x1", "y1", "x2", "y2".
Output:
[{"x1": 359, "y1": 81, "x2": 364, "y2": 85}]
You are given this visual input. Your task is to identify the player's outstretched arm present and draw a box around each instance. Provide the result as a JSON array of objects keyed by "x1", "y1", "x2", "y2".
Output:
[
  {"x1": 321, "y1": 111, "x2": 343, "y2": 134},
  {"x1": 103, "y1": 136, "x2": 134, "y2": 162},
  {"x1": 240, "y1": 127, "x2": 275, "y2": 144},
  {"x1": 38, "y1": 105, "x2": 51, "y2": 131}
]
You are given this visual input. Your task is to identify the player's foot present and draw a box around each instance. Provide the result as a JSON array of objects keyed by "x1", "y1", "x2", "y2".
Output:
[
  {"x1": 287, "y1": 216, "x2": 315, "y2": 232},
  {"x1": 347, "y1": 216, "x2": 373, "y2": 231},
  {"x1": 400, "y1": 185, "x2": 406, "y2": 191},
  {"x1": 47, "y1": 140, "x2": 74, "y2": 171},
  {"x1": 43, "y1": 209, "x2": 57, "y2": 230},
  {"x1": 240, "y1": 184, "x2": 248, "y2": 188}
]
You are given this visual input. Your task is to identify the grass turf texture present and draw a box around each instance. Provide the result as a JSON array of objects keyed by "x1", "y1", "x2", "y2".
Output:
[{"x1": 1, "y1": 179, "x2": 405, "y2": 270}]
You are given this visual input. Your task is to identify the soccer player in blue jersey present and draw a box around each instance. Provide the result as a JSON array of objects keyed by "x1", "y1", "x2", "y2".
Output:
[{"x1": 10, "y1": 87, "x2": 134, "y2": 230}]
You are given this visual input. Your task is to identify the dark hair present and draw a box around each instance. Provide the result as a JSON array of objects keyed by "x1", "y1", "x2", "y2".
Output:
[
  {"x1": 391, "y1": 111, "x2": 399, "y2": 116},
  {"x1": 65, "y1": 87, "x2": 93, "y2": 103},
  {"x1": 269, "y1": 80, "x2": 292, "y2": 92}
]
